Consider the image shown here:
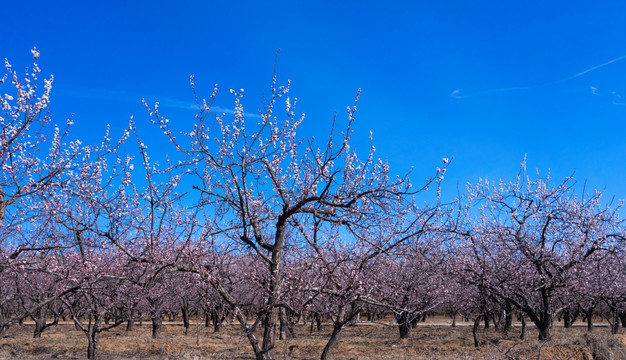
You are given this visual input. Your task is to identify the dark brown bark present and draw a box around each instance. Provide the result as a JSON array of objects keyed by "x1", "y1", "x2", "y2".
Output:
[
  {"x1": 86, "y1": 320, "x2": 101, "y2": 360},
  {"x1": 395, "y1": 312, "x2": 411, "y2": 339},
  {"x1": 70, "y1": 311, "x2": 124, "y2": 360},
  {"x1": 609, "y1": 305, "x2": 620, "y2": 335},
  {"x1": 321, "y1": 321, "x2": 343, "y2": 360},
  {"x1": 32, "y1": 314, "x2": 58, "y2": 338},
  {"x1": 537, "y1": 323, "x2": 550, "y2": 341},
  {"x1": 563, "y1": 307, "x2": 573, "y2": 328},
  {"x1": 181, "y1": 307, "x2": 190, "y2": 336},
  {"x1": 320, "y1": 307, "x2": 361, "y2": 360},
  {"x1": 151, "y1": 316, "x2": 162, "y2": 338},
  {"x1": 583, "y1": 306, "x2": 595, "y2": 332},
  {"x1": 473, "y1": 316, "x2": 481, "y2": 348},
  {"x1": 523, "y1": 302, "x2": 553, "y2": 341},
  {"x1": 212, "y1": 309, "x2": 224, "y2": 332}
]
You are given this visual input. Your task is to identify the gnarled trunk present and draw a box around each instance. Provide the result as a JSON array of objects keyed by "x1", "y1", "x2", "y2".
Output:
[
  {"x1": 320, "y1": 307, "x2": 360, "y2": 360},
  {"x1": 523, "y1": 301, "x2": 554, "y2": 341},
  {"x1": 395, "y1": 311, "x2": 412, "y2": 339},
  {"x1": 33, "y1": 315, "x2": 58, "y2": 338},
  {"x1": 279, "y1": 307, "x2": 287, "y2": 340},
  {"x1": 87, "y1": 330, "x2": 99, "y2": 360},
  {"x1": 151, "y1": 316, "x2": 162, "y2": 338},
  {"x1": 321, "y1": 321, "x2": 343, "y2": 360}
]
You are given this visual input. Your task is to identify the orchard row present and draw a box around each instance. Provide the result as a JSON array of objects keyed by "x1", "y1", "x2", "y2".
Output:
[{"x1": 1, "y1": 51, "x2": 624, "y2": 360}]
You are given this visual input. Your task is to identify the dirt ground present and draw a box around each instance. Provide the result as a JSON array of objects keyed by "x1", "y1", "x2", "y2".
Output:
[{"x1": 1, "y1": 317, "x2": 625, "y2": 359}]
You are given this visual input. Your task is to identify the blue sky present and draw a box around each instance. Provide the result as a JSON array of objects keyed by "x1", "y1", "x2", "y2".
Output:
[{"x1": 3, "y1": 1, "x2": 626, "y2": 202}]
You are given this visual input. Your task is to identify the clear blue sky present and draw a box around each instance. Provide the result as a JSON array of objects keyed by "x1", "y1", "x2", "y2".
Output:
[{"x1": 3, "y1": 1, "x2": 626, "y2": 202}]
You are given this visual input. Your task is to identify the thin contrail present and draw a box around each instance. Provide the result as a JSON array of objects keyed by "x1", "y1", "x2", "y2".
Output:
[
  {"x1": 451, "y1": 55, "x2": 626, "y2": 99},
  {"x1": 560, "y1": 55, "x2": 626, "y2": 81}
]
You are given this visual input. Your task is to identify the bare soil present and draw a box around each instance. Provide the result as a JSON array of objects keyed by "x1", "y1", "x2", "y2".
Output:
[{"x1": 0, "y1": 318, "x2": 625, "y2": 359}]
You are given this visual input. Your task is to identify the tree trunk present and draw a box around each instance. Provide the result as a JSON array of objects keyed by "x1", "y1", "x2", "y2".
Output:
[
  {"x1": 316, "y1": 313, "x2": 322, "y2": 332},
  {"x1": 483, "y1": 314, "x2": 490, "y2": 329},
  {"x1": 524, "y1": 305, "x2": 553, "y2": 341},
  {"x1": 151, "y1": 316, "x2": 162, "y2": 338},
  {"x1": 319, "y1": 306, "x2": 361, "y2": 360},
  {"x1": 321, "y1": 321, "x2": 343, "y2": 360},
  {"x1": 86, "y1": 313, "x2": 102, "y2": 360},
  {"x1": 182, "y1": 307, "x2": 190, "y2": 336},
  {"x1": 502, "y1": 301, "x2": 513, "y2": 334},
  {"x1": 537, "y1": 323, "x2": 551, "y2": 341},
  {"x1": 261, "y1": 307, "x2": 278, "y2": 357},
  {"x1": 33, "y1": 321, "x2": 44, "y2": 338},
  {"x1": 610, "y1": 307, "x2": 620, "y2": 335},
  {"x1": 563, "y1": 307, "x2": 573, "y2": 328},
  {"x1": 534, "y1": 308, "x2": 553, "y2": 341},
  {"x1": 395, "y1": 312, "x2": 411, "y2": 339},
  {"x1": 503, "y1": 311, "x2": 512, "y2": 334},
  {"x1": 279, "y1": 307, "x2": 287, "y2": 340},
  {"x1": 212, "y1": 310, "x2": 222, "y2": 332},
  {"x1": 473, "y1": 316, "x2": 481, "y2": 348},
  {"x1": 586, "y1": 307, "x2": 594, "y2": 332},
  {"x1": 87, "y1": 337, "x2": 97, "y2": 360},
  {"x1": 520, "y1": 314, "x2": 526, "y2": 340},
  {"x1": 126, "y1": 309, "x2": 136, "y2": 332},
  {"x1": 87, "y1": 327, "x2": 101, "y2": 360},
  {"x1": 493, "y1": 312, "x2": 501, "y2": 332},
  {"x1": 257, "y1": 225, "x2": 288, "y2": 360}
]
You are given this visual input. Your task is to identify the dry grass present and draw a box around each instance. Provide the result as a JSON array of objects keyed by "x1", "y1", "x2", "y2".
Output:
[{"x1": 0, "y1": 318, "x2": 624, "y2": 359}]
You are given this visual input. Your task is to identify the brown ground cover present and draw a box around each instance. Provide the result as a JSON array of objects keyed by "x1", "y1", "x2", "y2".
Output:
[{"x1": 0, "y1": 318, "x2": 624, "y2": 359}]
